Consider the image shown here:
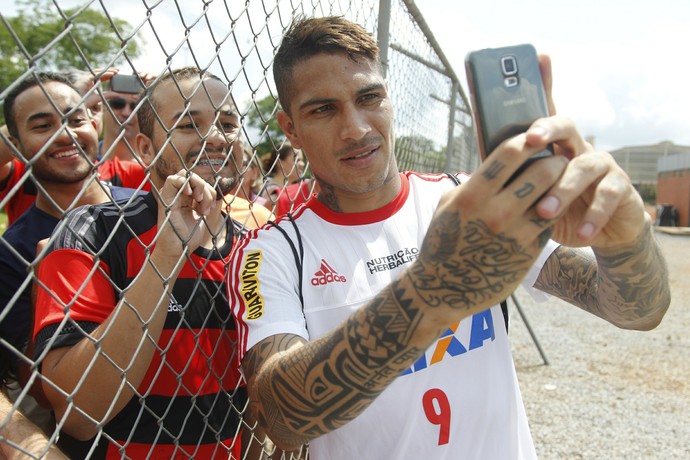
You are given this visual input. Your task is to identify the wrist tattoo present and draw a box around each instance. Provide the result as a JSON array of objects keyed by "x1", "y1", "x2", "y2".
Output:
[{"x1": 413, "y1": 212, "x2": 532, "y2": 310}]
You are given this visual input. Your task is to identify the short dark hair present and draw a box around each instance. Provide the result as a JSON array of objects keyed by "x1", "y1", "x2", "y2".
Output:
[
  {"x1": 60, "y1": 68, "x2": 92, "y2": 94},
  {"x1": 137, "y1": 66, "x2": 224, "y2": 138},
  {"x1": 273, "y1": 16, "x2": 381, "y2": 114},
  {"x1": 3, "y1": 71, "x2": 75, "y2": 138},
  {"x1": 261, "y1": 141, "x2": 295, "y2": 175}
]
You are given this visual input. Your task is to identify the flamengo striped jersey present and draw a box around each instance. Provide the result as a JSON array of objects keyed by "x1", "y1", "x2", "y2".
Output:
[
  {"x1": 34, "y1": 192, "x2": 247, "y2": 459},
  {"x1": 229, "y1": 171, "x2": 557, "y2": 460}
]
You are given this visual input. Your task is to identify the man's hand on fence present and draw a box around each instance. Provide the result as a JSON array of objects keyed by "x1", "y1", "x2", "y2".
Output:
[{"x1": 155, "y1": 170, "x2": 223, "y2": 262}]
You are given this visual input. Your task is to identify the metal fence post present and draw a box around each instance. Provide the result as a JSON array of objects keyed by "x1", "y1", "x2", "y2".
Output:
[{"x1": 376, "y1": 0, "x2": 392, "y2": 78}]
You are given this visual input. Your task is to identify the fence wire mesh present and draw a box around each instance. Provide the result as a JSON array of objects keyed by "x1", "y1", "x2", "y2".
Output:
[{"x1": 0, "y1": 0, "x2": 476, "y2": 458}]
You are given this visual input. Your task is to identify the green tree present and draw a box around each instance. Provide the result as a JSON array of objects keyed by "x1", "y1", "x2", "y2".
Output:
[
  {"x1": 0, "y1": 0, "x2": 142, "y2": 95},
  {"x1": 244, "y1": 94, "x2": 286, "y2": 156},
  {"x1": 637, "y1": 183, "x2": 657, "y2": 204}
]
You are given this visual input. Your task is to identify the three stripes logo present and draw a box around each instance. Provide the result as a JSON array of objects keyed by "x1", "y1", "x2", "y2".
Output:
[{"x1": 311, "y1": 259, "x2": 347, "y2": 286}]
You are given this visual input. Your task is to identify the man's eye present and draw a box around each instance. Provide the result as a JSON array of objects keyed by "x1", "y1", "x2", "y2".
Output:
[
  {"x1": 313, "y1": 104, "x2": 333, "y2": 114},
  {"x1": 220, "y1": 122, "x2": 238, "y2": 131},
  {"x1": 70, "y1": 117, "x2": 88, "y2": 125},
  {"x1": 360, "y1": 93, "x2": 383, "y2": 104}
]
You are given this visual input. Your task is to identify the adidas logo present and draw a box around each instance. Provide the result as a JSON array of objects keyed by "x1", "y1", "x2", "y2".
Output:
[
  {"x1": 311, "y1": 259, "x2": 347, "y2": 286},
  {"x1": 168, "y1": 298, "x2": 183, "y2": 312}
]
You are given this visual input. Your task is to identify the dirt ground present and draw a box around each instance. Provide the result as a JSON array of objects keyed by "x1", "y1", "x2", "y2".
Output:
[{"x1": 510, "y1": 229, "x2": 690, "y2": 459}]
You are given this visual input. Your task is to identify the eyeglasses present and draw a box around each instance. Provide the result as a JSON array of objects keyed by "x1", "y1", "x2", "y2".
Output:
[{"x1": 107, "y1": 98, "x2": 137, "y2": 111}]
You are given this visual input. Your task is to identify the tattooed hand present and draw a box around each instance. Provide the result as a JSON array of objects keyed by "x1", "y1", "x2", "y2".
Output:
[{"x1": 410, "y1": 139, "x2": 569, "y2": 314}]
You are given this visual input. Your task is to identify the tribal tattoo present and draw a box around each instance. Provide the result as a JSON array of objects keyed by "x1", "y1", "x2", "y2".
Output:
[
  {"x1": 244, "y1": 279, "x2": 433, "y2": 446},
  {"x1": 315, "y1": 182, "x2": 342, "y2": 212},
  {"x1": 535, "y1": 221, "x2": 670, "y2": 329}
]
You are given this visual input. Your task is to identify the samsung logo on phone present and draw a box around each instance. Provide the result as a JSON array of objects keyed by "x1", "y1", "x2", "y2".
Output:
[{"x1": 504, "y1": 97, "x2": 526, "y2": 107}]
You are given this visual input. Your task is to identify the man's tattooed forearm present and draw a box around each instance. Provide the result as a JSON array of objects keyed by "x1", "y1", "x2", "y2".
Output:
[
  {"x1": 262, "y1": 284, "x2": 430, "y2": 440},
  {"x1": 593, "y1": 222, "x2": 671, "y2": 323},
  {"x1": 535, "y1": 247, "x2": 598, "y2": 309},
  {"x1": 535, "y1": 222, "x2": 670, "y2": 327}
]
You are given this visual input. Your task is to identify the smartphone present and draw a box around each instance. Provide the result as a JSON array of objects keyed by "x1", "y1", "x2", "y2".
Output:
[
  {"x1": 465, "y1": 44, "x2": 552, "y2": 170},
  {"x1": 108, "y1": 74, "x2": 144, "y2": 94}
]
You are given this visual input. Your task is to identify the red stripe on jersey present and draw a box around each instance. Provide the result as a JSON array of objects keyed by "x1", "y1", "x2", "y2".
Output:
[
  {"x1": 1, "y1": 160, "x2": 36, "y2": 225},
  {"x1": 138, "y1": 328, "x2": 242, "y2": 397},
  {"x1": 34, "y1": 249, "x2": 115, "y2": 339},
  {"x1": 106, "y1": 435, "x2": 242, "y2": 459},
  {"x1": 97, "y1": 157, "x2": 151, "y2": 191},
  {"x1": 306, "y1": 172, "x2": 411, "y2": 225}
]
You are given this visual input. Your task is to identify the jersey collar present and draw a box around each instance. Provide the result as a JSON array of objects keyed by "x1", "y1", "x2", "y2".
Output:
[{"x1": 306, "y1": 172, "x2": 409, "y2": 226}]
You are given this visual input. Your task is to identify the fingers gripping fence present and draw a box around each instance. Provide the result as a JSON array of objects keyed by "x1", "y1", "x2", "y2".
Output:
[{"x1": 0, "y1": 0, "x2": 475, "y2": 458}]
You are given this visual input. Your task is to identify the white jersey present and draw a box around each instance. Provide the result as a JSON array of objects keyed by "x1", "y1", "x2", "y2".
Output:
[{"x1": 229, "y1": 171, "x2": 557, "y2": 460}]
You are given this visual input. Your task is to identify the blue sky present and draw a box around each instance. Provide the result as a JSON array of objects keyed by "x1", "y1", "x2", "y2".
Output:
[{"x1": 2, "y1": 0, "x2": 688, "y2": 151}]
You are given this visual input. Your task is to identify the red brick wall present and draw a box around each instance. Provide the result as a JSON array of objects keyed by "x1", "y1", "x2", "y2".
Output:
[{"x1": 657, "y1": 173, "x2": 690, "y2": 226}]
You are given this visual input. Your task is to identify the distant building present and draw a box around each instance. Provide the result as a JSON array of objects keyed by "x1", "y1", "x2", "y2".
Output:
[
  {"x1": 611, "y1": 141, "x2": 690, "y2": 187},
  {"x1": 657, "y1": 151, "x2": 690, "y2": 227}
]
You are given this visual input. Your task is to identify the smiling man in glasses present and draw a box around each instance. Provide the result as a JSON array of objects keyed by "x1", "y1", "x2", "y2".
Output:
[{"x1": 101, "y1": 86, "x2": 141, "y2": 162}]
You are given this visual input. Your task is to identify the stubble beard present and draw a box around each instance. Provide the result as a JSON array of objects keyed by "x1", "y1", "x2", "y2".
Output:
[
  {"x1": 32, "y1": 164, "x2": 94, "y2": 185},
  {"x1": 27, "y1": 145, "x2": 96, "y2": 186},
  {"x1": 153, "y1": 145, "x2": 239, "y2": 197}
]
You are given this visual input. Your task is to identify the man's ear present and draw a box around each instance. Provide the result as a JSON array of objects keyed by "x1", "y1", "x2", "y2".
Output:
[
  {"x1": 8, "y1": 135, "x2": 20, "y2": 155},
  {"x1": 135, "y1": 133, "x2": 154, "y2": 166},
  {"x1": 2, "y1": 125, "x2": 20, "y2": 156},
  {"x1": 276, "y1": 111, "x2": 302, "y2": 150}
]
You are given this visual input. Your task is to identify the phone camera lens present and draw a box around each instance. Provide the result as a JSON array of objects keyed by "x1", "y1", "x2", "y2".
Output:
[{"x1": 501, "y1": 56, "x2": 518, "y2": 76}]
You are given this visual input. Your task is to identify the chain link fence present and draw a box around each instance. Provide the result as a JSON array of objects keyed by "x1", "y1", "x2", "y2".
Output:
[{"x1": 0, "y1": 0, "x2": 476, "y2": 457}]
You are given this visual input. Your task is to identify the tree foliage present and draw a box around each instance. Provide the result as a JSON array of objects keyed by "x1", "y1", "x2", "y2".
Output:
[
  {"x1": 0, "y1": 0, "x2": 143, "y2": 94},
  {"x1": 244, "y1": 94, "x2": 286, "y2": 156}
]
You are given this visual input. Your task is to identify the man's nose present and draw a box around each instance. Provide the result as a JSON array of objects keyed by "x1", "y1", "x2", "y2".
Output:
[
  {"x1": 54, "y1": 125, "x2": 75, "y2": 145},
  {"x1": 205, "y1": 124, "x2": 233, "y2": 147},
  {"x1": 121, "y1": 102, "x2": 135, "y2": 117},
  {"x1": 338, "y1": 105, "x2": 371, "y2": 141}
]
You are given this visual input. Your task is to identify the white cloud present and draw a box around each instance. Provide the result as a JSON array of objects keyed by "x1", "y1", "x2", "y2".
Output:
[{"x1": 416, "y1": 0, "x2": 690, "y2": 151}]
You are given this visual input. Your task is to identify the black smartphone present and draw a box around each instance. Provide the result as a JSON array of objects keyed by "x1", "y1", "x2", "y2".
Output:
[
  {"x1": 465, "y1": 44, "x2": 552, "y2": 169},
  {"x1": 108, "y1": 74, "x2": 144, "y2": 94}
]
